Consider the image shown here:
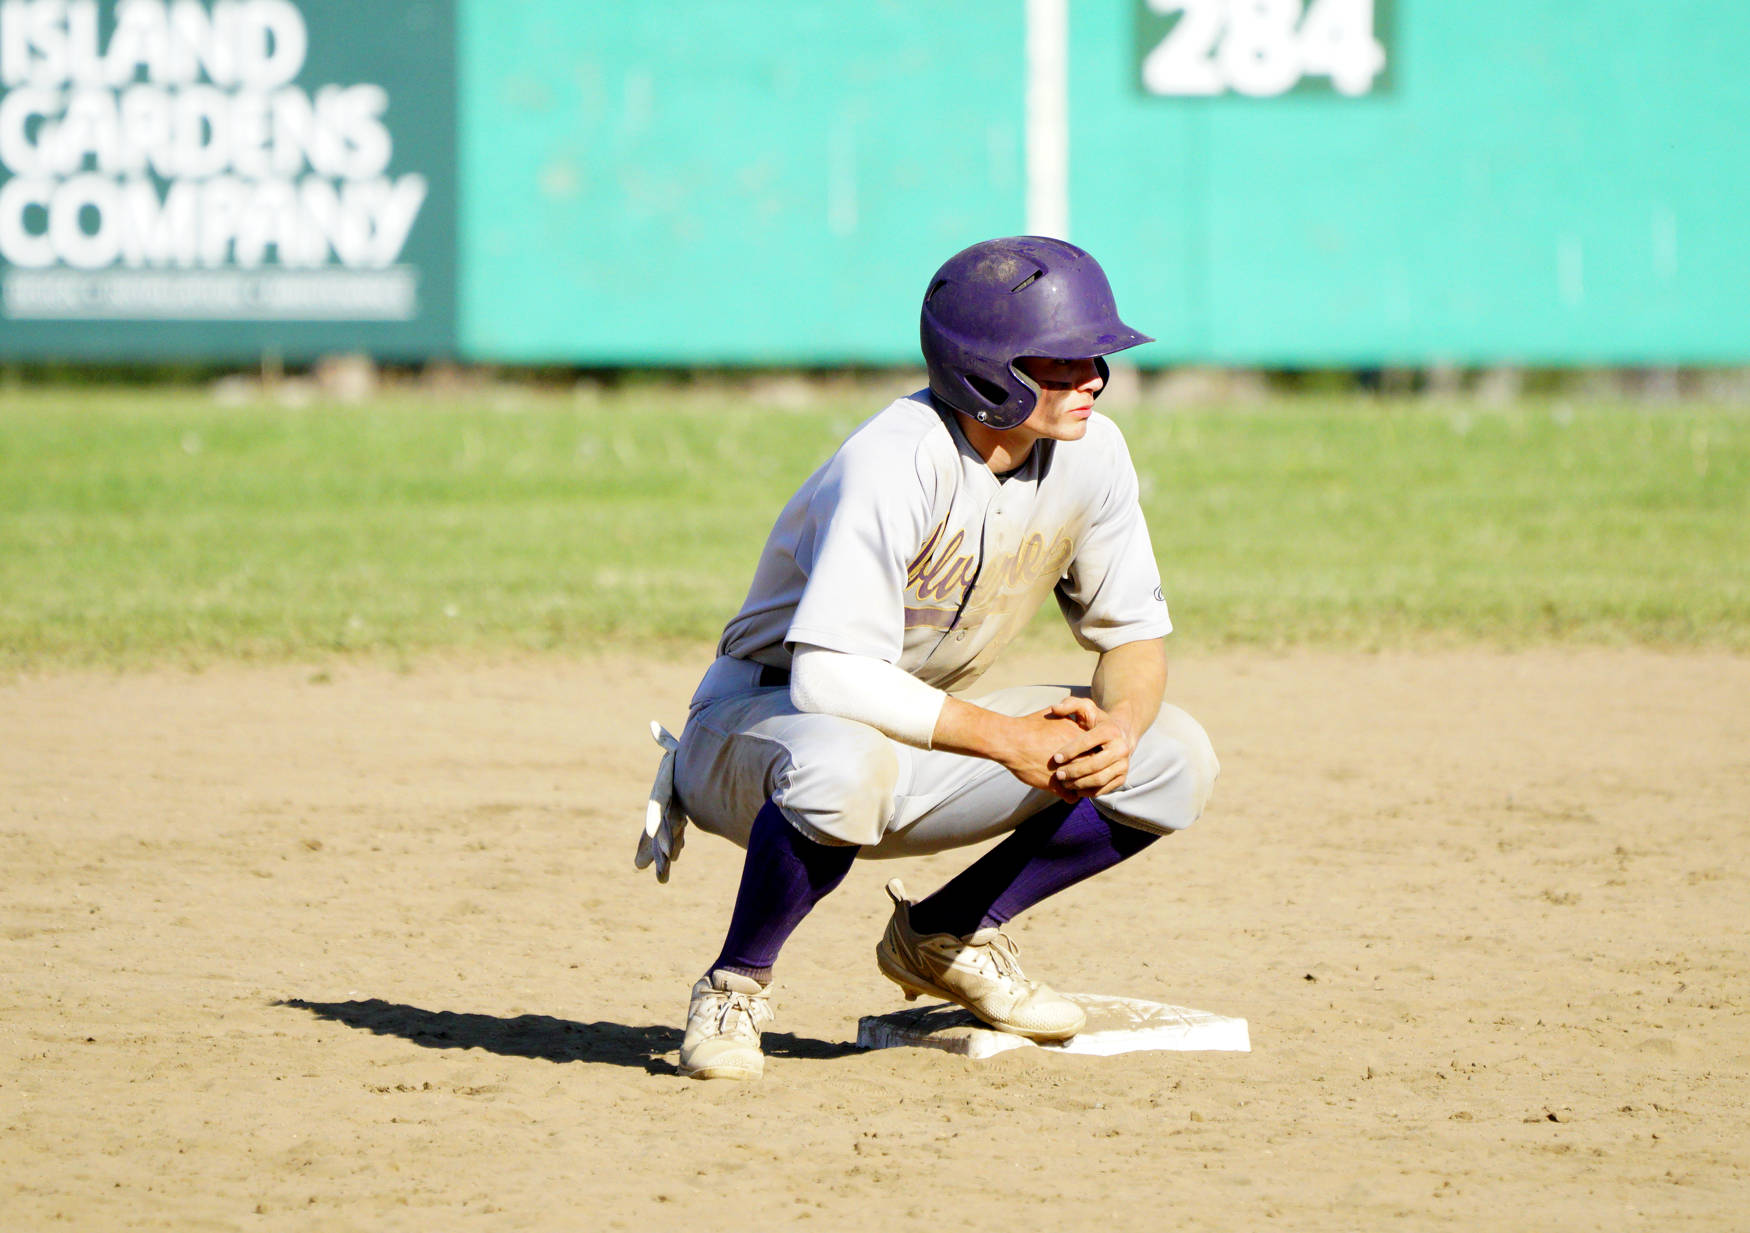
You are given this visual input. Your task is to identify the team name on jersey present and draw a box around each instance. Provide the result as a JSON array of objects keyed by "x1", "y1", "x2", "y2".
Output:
[{"x1": 904, "y1": 516, "x2": 1074, "y2": 632}]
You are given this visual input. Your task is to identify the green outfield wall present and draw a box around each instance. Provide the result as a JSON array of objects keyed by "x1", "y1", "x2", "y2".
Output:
[
  {"x1": 1075, "y1": 1, "x2": 1750, "y2": 367},
  {"x1": 3, "y1": 1, "x2": 1745, "y2": 366}
]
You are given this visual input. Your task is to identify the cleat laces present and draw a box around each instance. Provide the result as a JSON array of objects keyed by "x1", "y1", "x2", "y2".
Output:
[
  {"x1": 701, "y1": 987, "x2": 771, "y2": 1036},
  {"x1": 954, "y1": 929, "x2": 1027, "y2": 985}
]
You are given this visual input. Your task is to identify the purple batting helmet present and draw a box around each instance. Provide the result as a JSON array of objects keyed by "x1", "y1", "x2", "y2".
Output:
[{"x1": 920, "y1": 236, "x2": 1152, "y2": 430}]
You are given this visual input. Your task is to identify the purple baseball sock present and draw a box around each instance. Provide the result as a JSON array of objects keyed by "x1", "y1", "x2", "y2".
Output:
[
  {"x1": 709, "y1": 798, "x2": 859, "y2": 982},
  {"x1": 907, "y1": 797, "x2": 1160, "y2": 938}
]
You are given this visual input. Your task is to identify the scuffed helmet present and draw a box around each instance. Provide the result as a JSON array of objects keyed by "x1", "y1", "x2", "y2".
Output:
[{"x1": 919, "y1": 236, "x2": 1152, "y2": 430}]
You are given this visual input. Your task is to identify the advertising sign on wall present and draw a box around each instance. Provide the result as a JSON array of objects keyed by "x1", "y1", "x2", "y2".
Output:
[{"x1": 0, "y1": 0, "x2": 454, "y2": 359}]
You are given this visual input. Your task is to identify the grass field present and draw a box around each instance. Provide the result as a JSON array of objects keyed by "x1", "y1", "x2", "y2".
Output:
[{"x1": 2, "y1": 383, "x2": 1746, "y2": 667}]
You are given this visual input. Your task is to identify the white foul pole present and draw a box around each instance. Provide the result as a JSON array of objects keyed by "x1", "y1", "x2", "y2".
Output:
[{"x1": 1025, "y1": 0, "x2": 1070, "y2": 239}]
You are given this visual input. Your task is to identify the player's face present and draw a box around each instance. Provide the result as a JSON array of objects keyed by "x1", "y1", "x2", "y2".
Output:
[{"x1": 1013, "y1": 356, "x2": 1105, "y2": 442}]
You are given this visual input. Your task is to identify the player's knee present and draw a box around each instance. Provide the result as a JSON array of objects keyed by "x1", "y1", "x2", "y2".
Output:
[
  {"x1": 774, "y1": 722, "x2": 898, "y2": 847},
  {"x1": 1112, "y1": 705, "x2": 1219, "y2": 830}
]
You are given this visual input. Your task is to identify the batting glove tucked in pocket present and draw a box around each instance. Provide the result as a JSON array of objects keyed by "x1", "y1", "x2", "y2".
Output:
[{"x1": 637, "y1": 720, "x2": 688, "y2": 883}]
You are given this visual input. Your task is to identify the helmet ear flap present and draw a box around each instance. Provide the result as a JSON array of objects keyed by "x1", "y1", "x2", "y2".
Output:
[
  {"x1": 1093, "y1": 356, "x2": 1110, "y2": 400},
  {"x1": 961, "y1": 372, "x2": 1035, "y2": 425},
  {"x1": 965, "y1": 373, "x2": 1012, "y2": 408}
]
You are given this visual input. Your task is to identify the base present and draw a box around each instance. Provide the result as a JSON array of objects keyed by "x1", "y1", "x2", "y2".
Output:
[{"x1": 856, "y1": 993, "x2": 1250, "y2": 1059}]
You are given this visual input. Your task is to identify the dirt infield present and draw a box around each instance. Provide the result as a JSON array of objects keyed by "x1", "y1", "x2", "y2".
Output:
[{"x1": 4, "y1": 648, "x2": 1747, "y2": 1231}]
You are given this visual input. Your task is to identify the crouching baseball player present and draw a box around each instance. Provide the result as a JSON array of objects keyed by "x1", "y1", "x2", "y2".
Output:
[{"x1": 640, "y1": 236, "x2": 1219, "y2": 1080}]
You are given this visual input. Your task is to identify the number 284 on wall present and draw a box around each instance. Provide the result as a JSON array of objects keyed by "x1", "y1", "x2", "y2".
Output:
[{"x1": 1138, "y1": 0, "x2": 1389, "y2": 98}]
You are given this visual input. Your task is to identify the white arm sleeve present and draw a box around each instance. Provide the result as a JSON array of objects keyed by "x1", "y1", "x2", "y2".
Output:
[{"x1": 789, "y1": 644, "x2": 946, "y2": 750}]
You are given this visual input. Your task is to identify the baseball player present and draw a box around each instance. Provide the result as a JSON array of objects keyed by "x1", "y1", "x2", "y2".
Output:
[{"x1": 640, "y1": 236, "x2": 1219, "y2": 1080}]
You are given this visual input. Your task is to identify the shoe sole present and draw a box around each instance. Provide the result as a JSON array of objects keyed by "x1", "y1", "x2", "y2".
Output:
[
  {"x1": 875, "y1": 951, "x2": 1083, "y2": 1043},
  {"x1": 679, "y1": 1060, "x2": 762, "y2": 1081}
]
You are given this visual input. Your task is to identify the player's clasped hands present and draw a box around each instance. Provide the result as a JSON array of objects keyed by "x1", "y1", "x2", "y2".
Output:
[
  {"x1": 1044, "y1": 696, "x2": 1134, "y2": 800},
  {"x1": 1003, "y1": 698, "x2": 1135, "y2": 802}
]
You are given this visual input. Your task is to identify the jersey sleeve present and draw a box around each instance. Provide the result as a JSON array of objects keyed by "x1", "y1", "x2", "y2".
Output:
[
  {"x1": 1055, "y1": 424, "x2": 1174, "y2": 650},
  {"x1": 783, "y1": 435, "x2": 932, "y2": 662}
]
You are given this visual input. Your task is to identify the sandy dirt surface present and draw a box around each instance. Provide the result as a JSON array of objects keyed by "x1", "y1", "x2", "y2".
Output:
[{"x1": 3, "y1": 647, "x2": 1747, "y2": 1231}]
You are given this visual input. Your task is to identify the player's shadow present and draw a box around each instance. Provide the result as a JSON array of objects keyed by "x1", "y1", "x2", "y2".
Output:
[{"x1": 278, "y1": 998, "x2": 861, "y2": 1075}]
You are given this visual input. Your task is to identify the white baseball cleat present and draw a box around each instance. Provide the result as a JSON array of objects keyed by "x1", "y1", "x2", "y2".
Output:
[
  {"x1": 875, "y1": 879, "x2": 1086, "y2": 1042},
  {"x1": 678, "y1": 969, "x2": 775, "y2": 1081}
]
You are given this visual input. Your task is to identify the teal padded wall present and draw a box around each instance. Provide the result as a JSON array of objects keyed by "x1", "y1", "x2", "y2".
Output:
[
  {"x1": 3, "y1": 2, "x2": 1740, "y2": 365},
  {"x1": 457, "y1": 2, "x2": 1028, "y2": 365},
  {"x1": 1073, "y1": 0, "x2": 1750, "y2": 366},
  {"x1": 459, "y1": 1, "x2": 1750, "y2": 367}
]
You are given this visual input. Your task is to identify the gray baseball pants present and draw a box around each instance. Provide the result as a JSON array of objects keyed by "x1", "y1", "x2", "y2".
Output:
[{"x1": 674, "y1": 656, "x2": 1219, "y2": 857}]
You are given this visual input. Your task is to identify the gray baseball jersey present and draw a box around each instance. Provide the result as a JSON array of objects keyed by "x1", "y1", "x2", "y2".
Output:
[{"x1": 712, "y1": 390, "x2": 1172, "y2": 696}]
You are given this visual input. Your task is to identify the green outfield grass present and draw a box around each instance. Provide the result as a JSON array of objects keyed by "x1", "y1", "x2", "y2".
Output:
[{"x1": 1, "y1": 384, "x2": 1745, "y2": 668}]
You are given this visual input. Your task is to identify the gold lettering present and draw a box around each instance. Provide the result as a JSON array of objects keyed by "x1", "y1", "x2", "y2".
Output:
[
  {"x1": 907, "y1": 520, "x2": 1076, "y2": 623},
  {"x1": 905, "y1": 519, "x2": 947, "y2": 586},
  {"x1": 908, "y1": 522, "x2": 975, "y2": 606}
]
